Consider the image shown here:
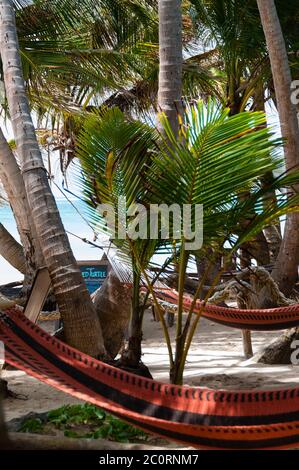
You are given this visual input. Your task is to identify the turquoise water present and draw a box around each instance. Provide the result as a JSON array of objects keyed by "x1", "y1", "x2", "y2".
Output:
[{"x1": 0, "y1": 199, "x2": 103, "y2": 284}]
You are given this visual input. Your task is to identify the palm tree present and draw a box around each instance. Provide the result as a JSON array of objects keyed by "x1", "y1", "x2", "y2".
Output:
[
  {"x1": 11, "y1": 0, "x2": 159, "y2": 116},
  {"x1": 78, "y1": 101, "x2": 299, "y2": 383},
  {"x1": 191, "y1": 0, "x2": 281, "y2": 247},
  {"x1": 0, "y1": 0, "x2": 159, "y2": 291},
  {"x1": 257, "y1": 0, "x2": 299, "y2": 295},
  {"x1": 77, "y1": 108, "x2": 164, "y2": 369},
  {"x1": 158, "y1": 0, "x2": 183, "y2": 135},
  {"x1": 10, "y1": 0, "x2": 218, "y2": 121},
  {"x1": 0, "y1": 128, "x2": 44, "y2": 292},
  {"x1": 146, "y1": 101, "x2": 299, "y2": 383},
  {"x1": 0, "y1": 1, "x2": 218, "y2": 315},
  {"x1": 0, "y1": 0, "x2": 105, "y2": 357},
  {"x1": 191, "y1": 0, "x2": 299, "y2": 293}
]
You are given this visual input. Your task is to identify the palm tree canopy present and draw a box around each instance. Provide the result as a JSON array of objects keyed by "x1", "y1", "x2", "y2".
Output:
[
  {"x1": 76, "y1": 101, "x2": 299, "y2": 270},
  {"x1": 189, "y1": 0, "x2": 299, "y2": 112},
  {"x1": 0, "y1": 0, "x2": 223, "y2": 119}
]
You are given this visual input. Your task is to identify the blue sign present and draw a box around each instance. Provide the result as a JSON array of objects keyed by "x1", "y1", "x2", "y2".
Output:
[{"x1": 79, "y1": 263, "x2": 108, "y2": 294}]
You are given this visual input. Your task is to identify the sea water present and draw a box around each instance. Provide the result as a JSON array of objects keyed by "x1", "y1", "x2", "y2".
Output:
[{"x1": 0, "y1": 198, "x2": 102, "y2": 284}]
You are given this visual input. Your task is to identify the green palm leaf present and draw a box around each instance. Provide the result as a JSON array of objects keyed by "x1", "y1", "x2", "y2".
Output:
[{"x1": 77, "y1": 101, "x2": 299, "y2": 265}]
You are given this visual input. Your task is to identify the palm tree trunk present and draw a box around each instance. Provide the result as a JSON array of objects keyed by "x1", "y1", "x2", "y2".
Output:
[
  {"x1": 158, "y1": 0, "x2": 183, "y2": 136},
  {"x1": 257, "y1": 0, "x2": 299, "y2": 295},
  {"x1": 0, "y1": 392, "x2": 10, "y2": 449},
  {"x1": 121, "y1": 269, "x2": 143, "y2": 368},
  {"x1": 120, "y1": 0, "x2": 184, "y2": 373},
  {"x1": 0, "y1": 222, "x2": 26, "y2": 274},
  {"x1": 0, "y1": 127, "x2": 44, "y2": 290},
  {"x1": 252, "y1": 85, "x2": 282, "y2": 262},
  {"x1": 0, "y1": 0, "x2": 106, "y2": 357}
]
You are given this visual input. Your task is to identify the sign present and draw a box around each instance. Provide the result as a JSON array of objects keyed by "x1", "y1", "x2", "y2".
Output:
[{"x1": 78, "y1": 260, "x2": 109, "y2": 294}]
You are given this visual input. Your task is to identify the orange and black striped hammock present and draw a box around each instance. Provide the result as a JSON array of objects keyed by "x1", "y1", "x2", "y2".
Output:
[
  {"x1": 153, "y1": 288, "x2": 299, "y2": 331},
  {"x1": 1, "y1": 307, "x2": 299, "y2": 450}
]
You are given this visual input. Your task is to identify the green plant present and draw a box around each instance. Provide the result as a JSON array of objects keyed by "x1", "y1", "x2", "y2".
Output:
[
  {"x1": 19, "y1": 404, "x2": 149, "y2": 442},
  {"x1": 77, "y1": 100, "x2": 299, "y2": 384},
  {"x1": 77, "y1": 107, "x2": 169, "y2": 368},
  {"x1": 19, "y1": 418, "x2": 43, "y2": 433},
  {"x1": 47, "y1": 404, "x2": 148, "y2": 442}
]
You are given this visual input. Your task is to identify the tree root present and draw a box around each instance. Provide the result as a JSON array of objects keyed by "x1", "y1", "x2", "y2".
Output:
[{"x1": 256, "y1": 327, "x2": 299, "y2": 365}]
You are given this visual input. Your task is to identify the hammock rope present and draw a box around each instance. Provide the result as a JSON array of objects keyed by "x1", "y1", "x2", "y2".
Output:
[
  {"x1": 152, "y1": 288, "x2": 299, "y2": 331},
  {"x1": 1, "y1": 307, "x2": 299, "y2": 450}
]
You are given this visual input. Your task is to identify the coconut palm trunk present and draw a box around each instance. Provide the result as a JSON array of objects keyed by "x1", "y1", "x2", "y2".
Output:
[
  {"x1": 0, "y1": 127, "x2": 44, "y2": 291},
  {"x1": 257, "y1": 0, "x2": 299, "y2": 295},
  {"x1": 0, "y1": 0, "x2": 105, "y2": 357},
  {"x1": 0, "y1": 222, "x2": 26, "y2": 274},
  {"x1": 158, "y1": 0, "x2": 183, "y2": 136},
  {"x1": 121, "y1": 1, "x2": 184, "y2": 372},
  {"x1": 0, "y1": 393, "x2": 9, "y2": 449},
  {"x1": 119, "y1": 1, "x2": 184, "y2": 372},
  {"x1": 157, "y1": 0, "x2": 184, "y2": 381}
]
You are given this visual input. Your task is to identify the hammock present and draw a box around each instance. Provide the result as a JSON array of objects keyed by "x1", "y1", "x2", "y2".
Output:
[
  {"x1": 1, "y1": 307, "x2": 299, "y2": 450},
  {"x1": 153, "y1": 288, "x2": 299, "y2": 331},
  {"x1": 20, "y1": 264, "x2": 299, "y2": 332}
]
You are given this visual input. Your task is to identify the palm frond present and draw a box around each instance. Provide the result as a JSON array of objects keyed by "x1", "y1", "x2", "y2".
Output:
[
  {"x1": 75, "y1": 107, "x2": 163, "y2": 270},
  {"x1": 76, "y1": 101, "x2": 299, "y2": 277}
]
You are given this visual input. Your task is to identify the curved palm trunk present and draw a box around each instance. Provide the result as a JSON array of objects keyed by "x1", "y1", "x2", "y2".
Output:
[
  {"x1": 257, "y1": 0, "x2": 299, "y2": 294},
  {"x1": 0, "y1": 0, "x2": 105, "y2": 357},
  {"x1": 0, "y1": 127, "x2": 44, "y2": 290},
  {"x1": 0, "y1": 222, "x2": 26, "y2": 274},
  {"x1": 158, "y1": 0, "x2": 183, "y2": 136}
]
